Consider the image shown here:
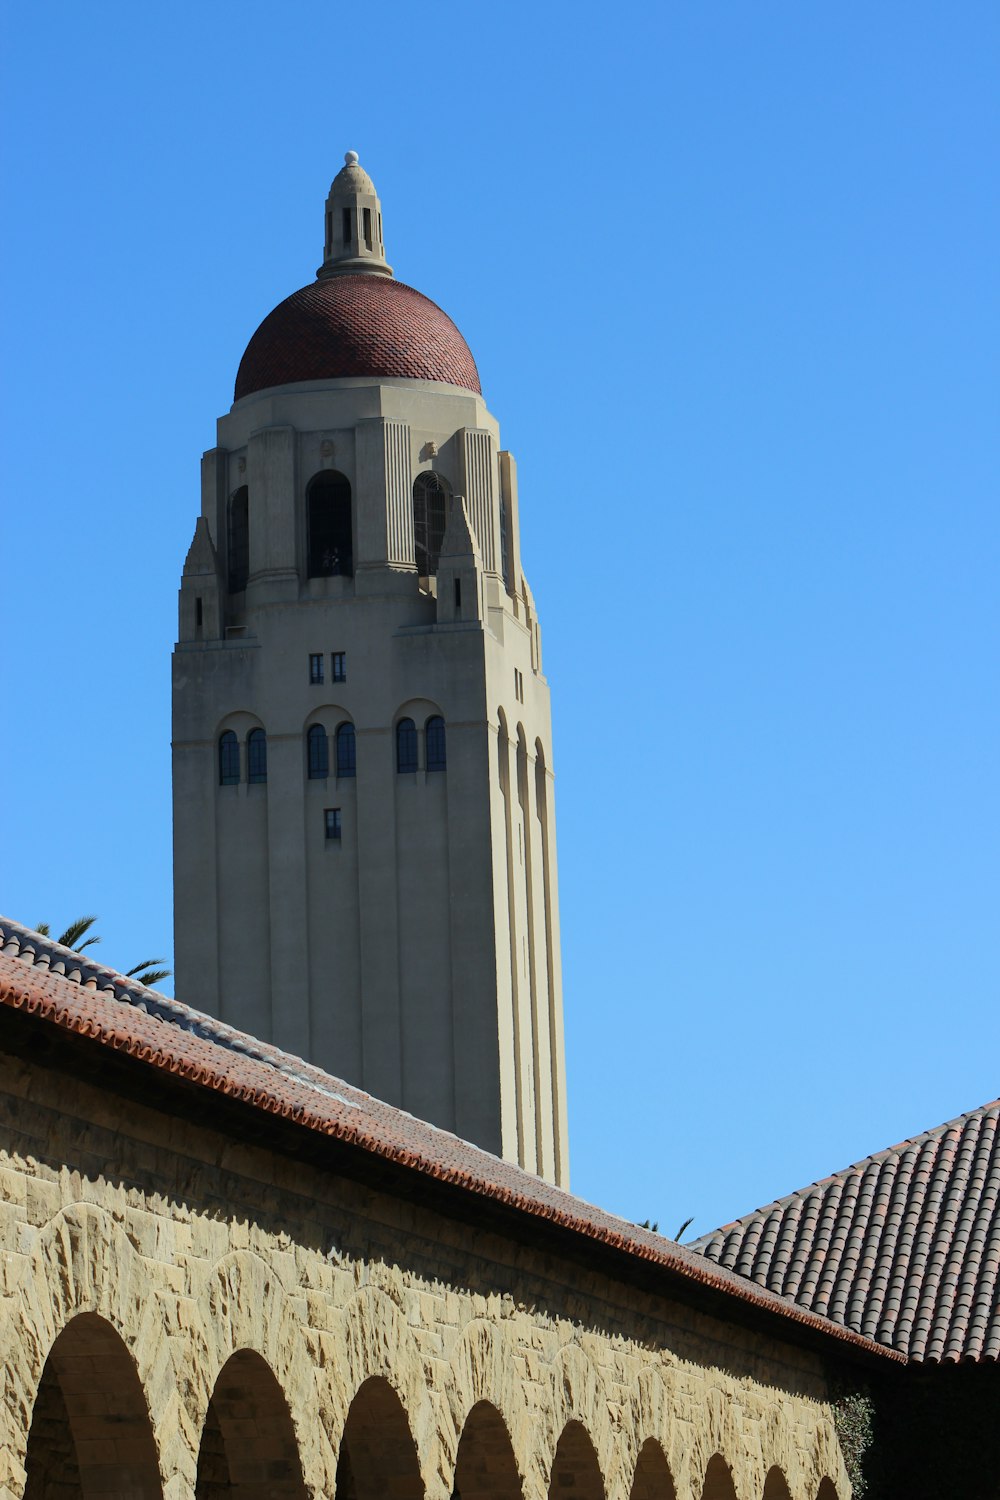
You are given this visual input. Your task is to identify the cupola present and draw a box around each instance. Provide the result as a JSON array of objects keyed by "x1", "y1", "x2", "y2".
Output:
[{"x1": 317, "y1": 150, "x2": 392, "y2": 278}]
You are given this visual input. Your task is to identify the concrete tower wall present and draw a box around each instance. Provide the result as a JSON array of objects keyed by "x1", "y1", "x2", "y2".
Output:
[{"x1": 173, "y1": 160, "x2": 568, "y2": 1184}]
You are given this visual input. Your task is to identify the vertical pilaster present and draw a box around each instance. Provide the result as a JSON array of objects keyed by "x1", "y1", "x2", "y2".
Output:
[
  {"x1": 266, "y1": 733, "x2": 311, "y2": 1059},
  {"x1": 356, "y1": 727, "x2": 403, "y2": 1106},
  {"x1": 384, "y1": 420, "x2": 414, "y2": 566},
  {"x1": 201, "y1": 447, "x2": 228, "y2": 550},
  {"x1": 461, "y1": 429, "x2": 499, "y2": 575},
  {"x1": 247, "y1": 427, "x2": 297, "y2": 581}
]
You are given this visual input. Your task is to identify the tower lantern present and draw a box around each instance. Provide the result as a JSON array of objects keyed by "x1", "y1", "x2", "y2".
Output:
[{"x1": 173, "y1": 154, "x2": 568, "y2": 1186}]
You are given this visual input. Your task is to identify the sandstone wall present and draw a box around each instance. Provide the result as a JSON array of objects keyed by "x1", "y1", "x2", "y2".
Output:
[{"x1": 0, "y1": 1051, "x2": 850, "y2": 1500}]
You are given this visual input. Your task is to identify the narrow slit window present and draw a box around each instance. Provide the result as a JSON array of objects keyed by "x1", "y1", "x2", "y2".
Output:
[
  {"x1": 307, "y1": 724, "x2": 328, "y2": 779},
  {"x1": 324, "y1": 807, "x2": 342, "y2": 841},
  {"x1": 195, "y1": 597, "x2": 203, "y2": 629},
  {"x1": 426, "y1": 716, "x2": 446, "y2": 772},
  {"x1": 336, "y1": 722, "x2": 356, "y2": 778},
  {"x1": 454, "y1": 578, "x2": 462, "y2": 611},
  {"x1": 342, "y1": 207, "x2": 352, "y2": 244},
  {"x1": 247, "y1": 728, "x2": 267, "y2": 784},
  {"x1": 396, "y1": 717, "x2": 418, "y2": 774},
  {"x1": 363, "y1": 207, "x2": 372, "y2": 248}
]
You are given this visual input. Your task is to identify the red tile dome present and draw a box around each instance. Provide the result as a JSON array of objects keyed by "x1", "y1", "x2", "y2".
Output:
[{"x1": 235, "y1": 274, "x2": 481, "y2": 401}]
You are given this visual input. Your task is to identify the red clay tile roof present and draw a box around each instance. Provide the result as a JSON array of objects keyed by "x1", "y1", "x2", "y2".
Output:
[
  {"x1": 0, "y1": 916, "x2": 898, "y2": 1365},
  {"x1": 691, "y1": 1104, "x2": 1000, "y2": 1364},
  {"x1": 234, "y1": 274, "x2": 482, "y2": 401}
]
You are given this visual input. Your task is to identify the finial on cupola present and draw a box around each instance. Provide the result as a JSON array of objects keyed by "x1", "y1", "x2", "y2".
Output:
[{"x1": 317, "y1": 151, "x2": 393, "y2": 279}]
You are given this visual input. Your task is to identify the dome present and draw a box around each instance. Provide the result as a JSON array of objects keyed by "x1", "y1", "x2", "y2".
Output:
[{"x1": 234, "y1": 274, "x2": 482, "y2": 401}]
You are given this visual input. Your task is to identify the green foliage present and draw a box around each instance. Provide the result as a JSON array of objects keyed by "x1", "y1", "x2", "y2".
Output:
[
  {"x1": 639, "y1": 1218, "x2": 659, "y2": 1232},
  {"x1": 34, "y1": 916, "x2": 171, "y2": 988},
  {"x1": 832, "y1": 1387, "x2": 875, "y2": 1497},
  {"x1": 674, "y1": 1216, "x2": 695, "y2": 1241}
]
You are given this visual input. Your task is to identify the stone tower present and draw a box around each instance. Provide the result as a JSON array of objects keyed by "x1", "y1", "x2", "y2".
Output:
[{"x1": 172, "y1": 153, "x2": 568, "y2": 1185}]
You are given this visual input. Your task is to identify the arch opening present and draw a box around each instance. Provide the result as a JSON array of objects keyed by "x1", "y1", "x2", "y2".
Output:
[
  {"x1": 452, "y1": 1401, "x2": 522, "y2": 1500},
  {"x1": 336, "y1": 721, "x2": 357, "y2": 778},
  {"x1": 247, "y1": 727, "x2": 267, "y2": 784},
  {"x1": 335, "y1": 1377, "x2": 423, "y2": 1500},
  {"x1": 24, "y1": 1312, "x2": 163, "y2": 1500},
  {"x1": 412, "y1": 470, "x2": 450, "y2": 578},
  {"x1": 195, "y1": 1349, "x2": 306, "y2": 1500},
  {"x1": 397, "y1": 717, "x2": 418, "y2": 774},
  {"x1": 307, "y1": 723, "x2": 329, "y2": 779},
  {"x1": 307, "y1": 470, "x2": 353, "y2": 578},
  {"x1": 762, "y1": 1468, "x2": 793, "y2": 1500},
  {"x1": 227, "y1": 486, "x2": 249, "y2": 593},
  {"x1": 700, "y1": 1454, "x2": 737, "y2": 1500},
  {"x1": 425, "y1": 715, "x2": 446, "y2": 772},
  {"x1": 219, "y1": 729, "x2": 240, "y2": 785},
  {"x1": 630, "y1": 1438, "x2": 677, "y2": 1500},
  {"x1": 549, "y1": 1421, "x2": 605, "y2": 1500},
  {"x1": 815, "y1": 1482, "x2": 840, "y2": 1500}
]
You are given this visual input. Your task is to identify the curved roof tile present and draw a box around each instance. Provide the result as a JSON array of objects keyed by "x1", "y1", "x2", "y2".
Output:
[{"x1": 692, "y1": 1100, "x2": 1000, "y2": 1363}]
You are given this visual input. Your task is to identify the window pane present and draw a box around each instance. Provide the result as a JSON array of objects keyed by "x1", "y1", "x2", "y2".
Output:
[
  {"x1": 336, "y1": 722, "x2": 356, "y2": 777},
  {"x1": 309, "y1": 653, "x2": 324, "y2": 684},
  {"x1": 324, "y1": 807, "x2": 342, "y2": 840},
  {"x1": 331, "y1": 651, "x2": 346, "y2": 682},
  {"x1": 426, "y1": 716, "x2": 446, "y2": 772},
  {"x1": 247, "y1": 728, "x2": 267, "y2": 784},
  {"x1": 307, "y1": 724, "x2": 328, "y2": 779},
  {"x1": 218, "y1": 731, "x2": 240, "y2": 785},
  {"x1": 396, "y1": 718, "x2": 417, "y2": 773}
]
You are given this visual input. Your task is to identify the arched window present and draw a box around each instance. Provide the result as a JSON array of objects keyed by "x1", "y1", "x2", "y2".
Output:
[
  {"x1": 426, "y1": 715, "x2": 446, "y2": 771},
  {"x1": 219, "y1": 730, "x2": 240, "y2": 785},
  {"x1": 307, "y1": 724, "x2": 328, "y2": 779},
  {"x1": 336, "y1": 722, "x2": 356, "y2": 778},
  {"x1": 396, "y1": 717, "x2": 417, "y2": 774},
  {"x1": 307, "y1": 470, "x2": 353, "y2": 578},
  {"x1": 412, "y1": 471, "x2": 451, "y2": 577},
  {"x1": 247, "y1": 728, "x2": 267, "y2": 784},
  {"x1": 227, "y1": 485, "x2": 249, "y2": 592}
]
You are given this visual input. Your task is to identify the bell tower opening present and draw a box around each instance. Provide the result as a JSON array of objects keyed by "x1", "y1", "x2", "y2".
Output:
[{"x1": 307, "y1": 470, "x2": 353, "y2": 577}]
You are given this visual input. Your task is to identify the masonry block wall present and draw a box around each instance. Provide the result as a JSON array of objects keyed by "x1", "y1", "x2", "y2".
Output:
[{"x1": 0, "y1": 1044, "x2": 852, "y2": 1500}]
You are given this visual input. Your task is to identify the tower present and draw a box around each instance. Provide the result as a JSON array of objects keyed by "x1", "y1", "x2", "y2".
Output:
[{"x1": 172, "y1": 154, "x2": 568, "y2": 1185}]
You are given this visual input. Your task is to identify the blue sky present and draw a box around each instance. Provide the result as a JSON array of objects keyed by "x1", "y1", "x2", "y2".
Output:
[{"x1": 2, "y1": 1, "x2": 997, "y2": 1238}]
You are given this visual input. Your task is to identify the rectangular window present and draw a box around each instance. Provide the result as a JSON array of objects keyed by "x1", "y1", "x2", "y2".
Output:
[
  {"x1": 324, "y1": 807, "x2": 342, "y2": 841},
  {"x1": 454, "y1": 578, "x2": 462, "y2": 611},
  {"x1": 342, "y1": 207, "x2": 352, "y2": 244},
  {"x1": 514, "y1": 668, "x2": 524, "y2": 703},
  {"x1": 363, "y1": 207, "x2": 372, "y2": 248},
  {"x1": 331, "y1": 651, "x2": 346, "y2": 682},
  {"x1": 195, "y1": 597, "x2": 203, "y2": 629},
  {"x1": 309, "y1": 653, "x2": 324, "y2": 684}
]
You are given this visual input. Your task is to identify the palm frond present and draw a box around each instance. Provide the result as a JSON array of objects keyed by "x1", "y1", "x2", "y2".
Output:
[
  {"x1": 126, "y1": 961, "x2": 171, "y2": 987},
  {"x1": 57, "y1": 916, "x2": 101, "y2": 952},
  {"x1": 35, "y1": 922, "x2": 50, "y2": 936}
]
